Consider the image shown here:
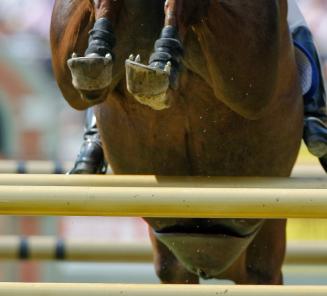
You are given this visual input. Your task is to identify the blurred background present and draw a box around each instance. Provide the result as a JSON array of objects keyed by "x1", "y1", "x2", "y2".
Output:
[{"x1": 0, "y1": 0, "x2": 326, "y2": 285}]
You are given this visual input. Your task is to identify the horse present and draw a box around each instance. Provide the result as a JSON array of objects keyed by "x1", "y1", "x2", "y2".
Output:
[{"x1": 50, "y1": 0, "x2": 303, "y2": 284}]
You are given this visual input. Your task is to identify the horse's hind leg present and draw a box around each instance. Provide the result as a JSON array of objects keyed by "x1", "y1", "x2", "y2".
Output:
[
  {"x1": 149, "y1": 229, "x2": 199, "y2": 284},
  {"x1": 125, "y1": 0, "x2": 183, "y2": 111},
  {"x1": 67, "y1": 0, "x2": 123, "y2": 103},
  {"x1": 237, "y1": 220, "x2": 286, "y2": 285}
]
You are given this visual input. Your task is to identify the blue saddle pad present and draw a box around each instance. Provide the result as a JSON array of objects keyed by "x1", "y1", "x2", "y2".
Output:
[{"x1": 294, "y1": 41, "x2": 319, "y2": 97}]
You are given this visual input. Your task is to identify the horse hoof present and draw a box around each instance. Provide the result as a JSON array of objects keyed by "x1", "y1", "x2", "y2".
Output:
[
  {"x1": 67, "y1": 53, "x2": 113, "y2": 101},
  {"x1": 125, "y1": 56, "x2": 171, "y2": 111}
]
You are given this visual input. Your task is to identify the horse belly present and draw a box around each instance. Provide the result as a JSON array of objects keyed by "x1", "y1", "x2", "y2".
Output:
[
  {"x1": 183, "y1": 106, "x2": 302, "y2": 177},
  {"x1": 97, "y1": 81, "x2": 302, "y2": 177}
]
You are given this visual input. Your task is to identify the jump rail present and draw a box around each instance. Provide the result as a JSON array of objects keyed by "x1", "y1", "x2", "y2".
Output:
[
  {"x1": 0, "y1": 283, "x2": 326, "y2": 296},
  {"x1": 0, "y1": 236, "x2": 325, "y2": 265},
  {"x1": 0, "y1": 174, "x2": 326, "y2": 188},
  {"x1": 0, "y1": 184, "x2": 325, "y2": 218},
  {"x1": 0, "y1": 161, "x2": 323, "y2": 177},
  {"x1": 0, "y1": 160, "x2": 73, "y2": 174},
  {"x1": 0, "y1": 170, "x2": 325, "y2": 291}
]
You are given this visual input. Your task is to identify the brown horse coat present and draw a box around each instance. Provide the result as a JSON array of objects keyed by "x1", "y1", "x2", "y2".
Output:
[{"x1": 51, "y1": 0, "x2": 303, "y2": 284}]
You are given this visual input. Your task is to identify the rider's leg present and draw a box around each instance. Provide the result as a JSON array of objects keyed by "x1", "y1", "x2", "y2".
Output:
[
  {"x1": 288, "y1": 0, "x2": 327, "y2": 158},
  {"x1": 69, "y1": 108, "x2": 107, "y2": 174}
]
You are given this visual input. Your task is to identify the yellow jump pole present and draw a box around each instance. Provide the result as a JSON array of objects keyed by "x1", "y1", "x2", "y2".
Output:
[
  {"x1": 0, "y1": 174, "x2": 326, "y2": 188},
  {"x1": 0, "y1": 236, "x2": 325, "y2": 265},
  {"x1": 0, "y1": 283, "x2": 326, "y2": 296},
  {"x1": 0, "y1": 185, "x2": 326, "y2": 218}
]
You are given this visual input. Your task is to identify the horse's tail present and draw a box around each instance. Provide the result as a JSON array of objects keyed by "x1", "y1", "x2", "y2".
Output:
[{"x1": 50, "y1": 0, "x2": 95, "y2": 110}]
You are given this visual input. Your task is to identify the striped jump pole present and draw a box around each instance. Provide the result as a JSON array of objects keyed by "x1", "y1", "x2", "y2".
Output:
[
  {"x1": 0, "y1": 283, "x2": 326, "y2": 296},
  {"x1": 0, "y1": 236, "x2": 153, "y2": 262},
  {"x1": 0, "y1": 185, "x2": 325, "y2": 218},
  {"x1": 0, "y1": 236, "x2": 325, "y2": 265},
  {"x1": 0, "y1": 160, "x2": 73, "y2": 174}
]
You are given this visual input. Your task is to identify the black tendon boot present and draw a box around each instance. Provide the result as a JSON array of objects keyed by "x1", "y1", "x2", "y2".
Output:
[
  {"x1": 148, "y1": 25, "x2": 183, "y2": 89},
  {"x1": 85, "y1": 17, "x2": 116, "y2": 58},
  {"x1": 69, "y1": 109, "x2": 107, "y2": 174},
  {"x1": 292, "y1": 26, "x2": 327, "y2": 161}
]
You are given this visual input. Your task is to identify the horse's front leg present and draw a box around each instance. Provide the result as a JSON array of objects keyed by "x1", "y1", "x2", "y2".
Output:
[
  {"x1": 67, "y1": 0, "x2": 123, "y2": 103},
  {"x1": 125, "y1": 0, "x2": 184, "y2": 110}
]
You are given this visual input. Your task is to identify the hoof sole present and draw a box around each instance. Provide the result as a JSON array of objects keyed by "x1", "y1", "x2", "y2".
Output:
[
  {"x1": 67, "y1": 55, "x2": 113, "y2": 92},
  {"x1": 125, "y1": 58, "x2": 171, "y2": 110}
]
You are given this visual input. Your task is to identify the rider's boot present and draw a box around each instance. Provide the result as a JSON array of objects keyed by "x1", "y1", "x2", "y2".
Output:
[
  {"x1": 69, "y1": 108, "x2": 107, "y2": 174},
  {"x1": 292, "y1": 26, "x2": 327, "y2": 161}
]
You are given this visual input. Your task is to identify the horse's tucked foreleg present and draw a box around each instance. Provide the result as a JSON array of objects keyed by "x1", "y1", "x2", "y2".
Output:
[
  {"x1": 125, "y1": 0, "x2": 183, "y2": 111},
  {"x1": 85, "y1": 0, "x2": 121, "y2": 56},
  {"x1": 149, "y1": 0, "x2": 184, "y2": 89},
  {"x1": 93, "y1": 0, "x2": 121, "y2": 21},
  {"x1": 149, "y1": 229, "x2": 199, "y2": 284},
  {"x1": 67, "y1": 0, "x2": 123, "y2": 103}
]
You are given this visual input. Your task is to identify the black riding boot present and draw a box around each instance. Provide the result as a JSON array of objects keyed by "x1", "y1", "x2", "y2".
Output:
[
  {"x1": 69, "y1": 108, "x2": 107, "y2": 174},
  {"x1": 292, "y1": 26, "x2": 327, "y2": 163}
]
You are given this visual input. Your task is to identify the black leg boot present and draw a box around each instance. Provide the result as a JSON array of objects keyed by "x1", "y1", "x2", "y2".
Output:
[
  {"x1": 85, "y1": 17, "x2": 116, "y2": 58},
  {"x1": 69, "y1": 108, "x2": 107, "y2": 174},
  {"x1": 292, "y1": 26, "x2": 327, "y2": 168},
  {"x1": 148, "y1": 25, "x2": 184, "y2": 89}
]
